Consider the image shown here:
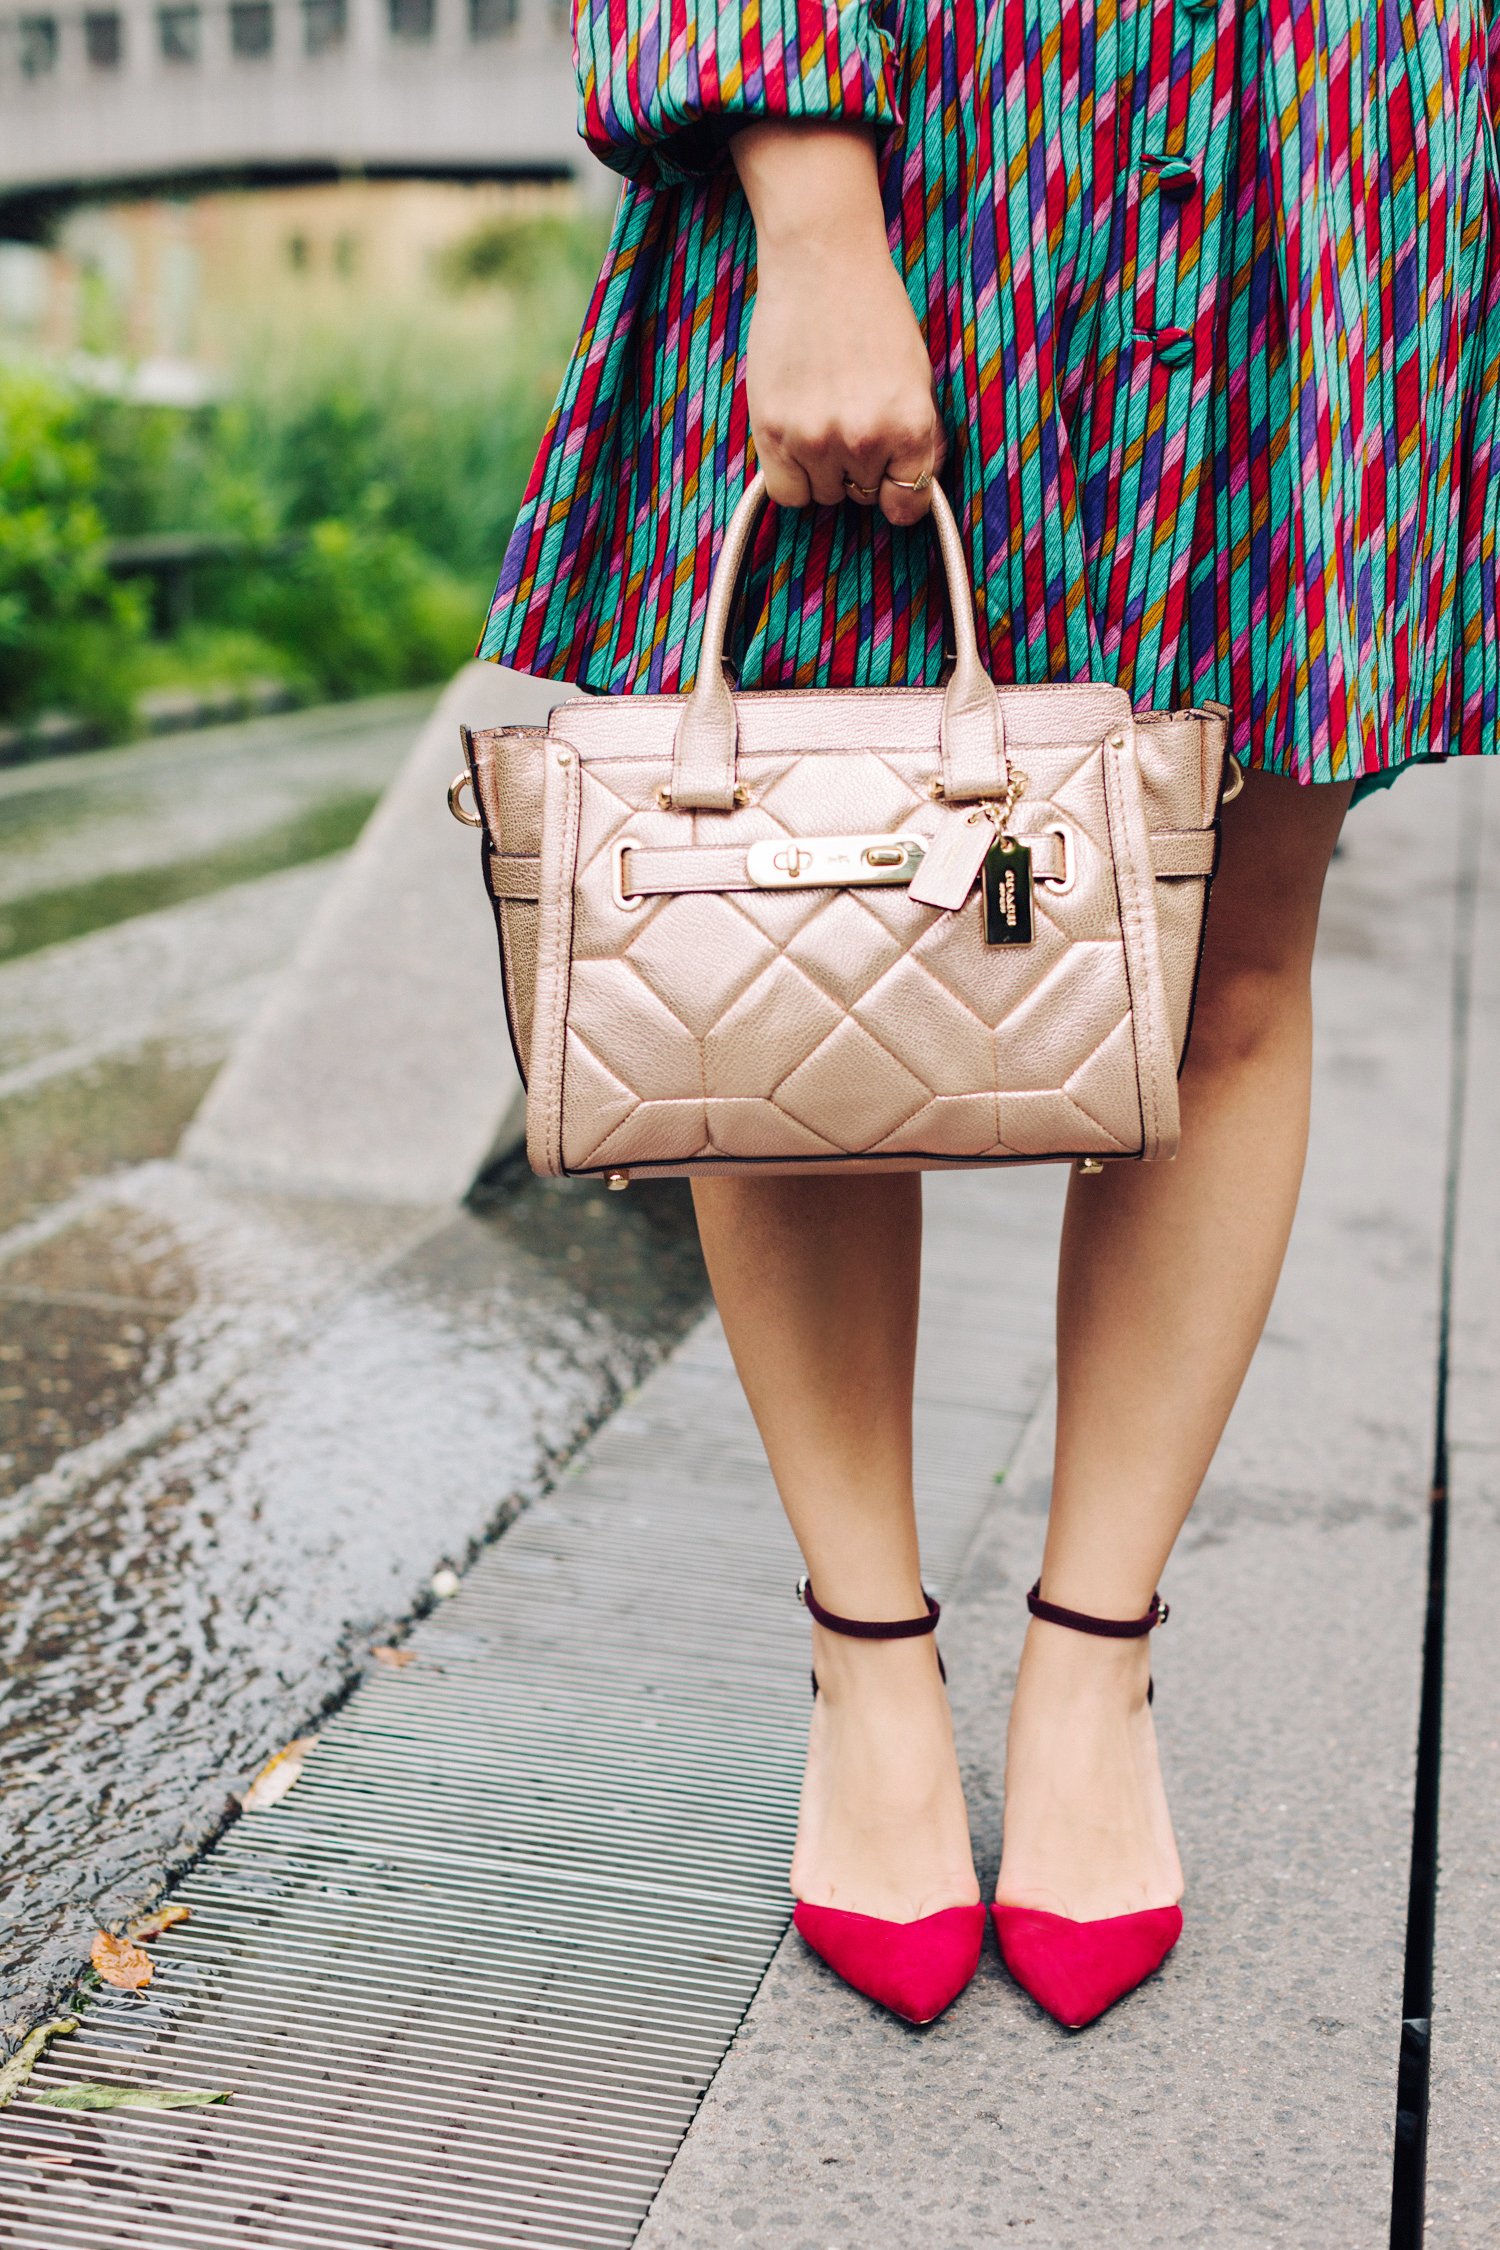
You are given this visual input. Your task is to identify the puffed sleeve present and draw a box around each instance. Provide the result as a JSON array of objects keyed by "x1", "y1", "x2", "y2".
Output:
[{"x1": 575, "y1": 0, "x2": 903, "y2": 187}]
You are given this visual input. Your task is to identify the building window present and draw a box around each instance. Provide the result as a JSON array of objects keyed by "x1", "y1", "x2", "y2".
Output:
[
  {"x1": 388, "y1": 0, "x2": 434, "y2": 37},
  {"x1": 230, "y1": 0, "x2": 273, "y2": 53},
  {"x1": 469, "y1": 0, "x2": 517, "y2": 36},
  {"x1": 83, "y1": 9, "x2": 124, "y2": 64},
  {"x1": 302, "y1": 0, "x2": 344, "y2": 51},
  {"x1": 157, "y1": 3, "x2": 201, "y2": 59},
  {"x1": 18, "y1": 14, "x2": 59, "y2": 73}
]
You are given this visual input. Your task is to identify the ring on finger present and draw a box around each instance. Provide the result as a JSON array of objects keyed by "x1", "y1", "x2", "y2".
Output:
[
  {"x1": 884, "y1": 469, "x2": 934, "y2": 494},
  {"x1": 841, "y1": 472, "x2": 881, "y2": 501}
]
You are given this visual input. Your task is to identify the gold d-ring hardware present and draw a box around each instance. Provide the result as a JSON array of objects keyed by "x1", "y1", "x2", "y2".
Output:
[
  {"x1": 1220, "y1": 756, "x2": 1246, "y2": 805},
  {"x1": 1034, "y1": 822, "x2": 1076, "y2": 896},
  {"x1": 611, "y1": 836, "x2": 649, "y2": 912},
  {"x1": 1076, "y1": 1157, "x2": 1106, "y2": 1175},
  {"x1": 447, "y1": 771, "x2": 482, "y2": 828}
]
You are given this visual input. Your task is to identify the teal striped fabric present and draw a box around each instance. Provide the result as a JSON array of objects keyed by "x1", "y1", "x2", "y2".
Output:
[{"x1": 481, "y1": 0, "x2": 1500, "y2": 790}]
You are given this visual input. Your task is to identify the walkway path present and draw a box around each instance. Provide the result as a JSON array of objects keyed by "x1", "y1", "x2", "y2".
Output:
[{"x1": 0, "y1": 760, "x2": 1493, "y2": 2245}]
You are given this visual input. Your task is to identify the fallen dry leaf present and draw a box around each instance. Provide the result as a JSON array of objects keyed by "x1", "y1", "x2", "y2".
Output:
[
  {"x1": 237, "y1": 1736, "x2": 316, "y2": 1811},
  {"x1": 20, "y1": 2153, "x2": 73, "y2": 2166},
  {"x1": 127, "y1": 1904, "x2": 190, "y2": 1943},
  {"x1": 31, "y1": 2084, "x2": 229, "y2": 2111},
  {"x1": 0, "y1": 2020, "x2": 78, "y2": 2108},
  {"x1": 90, "y1": 1933, "x2": 152, "y2": 1991},
  {"x1": 371, "y1": 1645, "x2": 416, "y2": 1669}
]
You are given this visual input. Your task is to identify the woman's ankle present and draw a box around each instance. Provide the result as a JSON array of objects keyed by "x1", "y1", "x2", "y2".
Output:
[
  {"x1": 1017, "y1": 1616, "x2": 1154, "y2": 1706},
  {"x1": 808, "y1": 1620, "x2": 947, "y2": 1705}
]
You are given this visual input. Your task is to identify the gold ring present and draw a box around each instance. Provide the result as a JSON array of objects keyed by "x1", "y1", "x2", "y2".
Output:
[
  {"x1": 841, "y1": 473, "x2": 881, "y2": 500},
  {"x1": 885, "y1": 470, "x2": 934, "y2": 493}
]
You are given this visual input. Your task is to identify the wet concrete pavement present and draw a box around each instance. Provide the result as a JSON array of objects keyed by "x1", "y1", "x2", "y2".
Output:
[
  {"x1": 0, "y1": 691, "x2": 432, "y2": 956},
  {"x1": 0, "y1": 864, "x2": 335, "y2": 1237},
  {"x1": 0, "y1": 693, "x2": 430, "y2": 1235},
  {"x1": 0, "y1": 698, "x2": 708, "y2": 2034},
  {"x1": 1, "y1": 1162, "x2": 705, "y2": 2035}
]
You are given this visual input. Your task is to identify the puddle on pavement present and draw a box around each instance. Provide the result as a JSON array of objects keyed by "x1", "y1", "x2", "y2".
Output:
[
  {"x1": 0, "y1": 792, "x2": 380, "y2": 965},
  {"x1": 0, "y1": 1039, "x2": 220, "y2": 1236},
  {"x1": 2, "y1": 1203, "x2": 201, "y2": 1311},
  {"x1": 0, "y1": 1302, "x2": 180, "y2": 1495},
  {"x1": 1, "y1": 1162, "x2": 707, "y2": 2030},
  {"x1": 466, "y1": 1159, "x2": 708, "y2": 1337},
  {"x1": 0, "y1": 1207, "x2": 196, "y2": 1493}
]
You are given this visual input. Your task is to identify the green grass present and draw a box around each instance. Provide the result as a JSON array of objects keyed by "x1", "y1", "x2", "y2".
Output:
[{"x1": 0, "y1": 789, "x2": 380, "y2": 963}]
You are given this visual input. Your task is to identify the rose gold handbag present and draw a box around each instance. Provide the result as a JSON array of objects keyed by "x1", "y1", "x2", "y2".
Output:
[{"x1": 452, "y1": 473, "x2": 1232, "y2": 1186}]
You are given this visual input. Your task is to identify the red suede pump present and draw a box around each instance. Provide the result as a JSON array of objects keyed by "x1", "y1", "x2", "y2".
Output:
[
  {"x1": 791, "y1": 1577, "x2": 985, "y2": 2026},
  {"x1": 993, "y1": 1581, "x2": 1183, "y2": 2030}
]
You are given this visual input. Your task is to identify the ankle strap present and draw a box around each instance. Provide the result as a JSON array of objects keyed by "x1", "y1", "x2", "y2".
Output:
[
  {"x1": 797, "y1": 1576, "x2": 941, "y2": 1639},
  {"x1": 1026, "y1": 1580, "x2": 1168, "y2": 1637}
]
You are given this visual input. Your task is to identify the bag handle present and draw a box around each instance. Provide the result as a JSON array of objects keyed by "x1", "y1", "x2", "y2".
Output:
[{"x1": 666, "y1": 471, "x2": 1010, "y2": 812}]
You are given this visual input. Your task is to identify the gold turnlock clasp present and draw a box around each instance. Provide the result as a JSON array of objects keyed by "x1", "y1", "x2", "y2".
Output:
[{"x1": 745, "y1": 834, "x2": 927, "y2": 890}]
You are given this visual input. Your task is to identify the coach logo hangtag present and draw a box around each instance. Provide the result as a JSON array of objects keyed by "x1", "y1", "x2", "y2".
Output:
[{"x1": 982, "y1": 837, "x2": 1034, "y2": 945}]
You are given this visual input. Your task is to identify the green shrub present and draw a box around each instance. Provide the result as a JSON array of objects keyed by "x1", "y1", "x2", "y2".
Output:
[
  {"x1": 0, "y1": 369, "x2": 147, "y2": 730},
  {"x1": 440, "y1": 210, "x2": 611, "y2": 300},
  {"x1": 239, "y1": 515, "x2": 478, "y2": 699},
  {"x1": 2, "y1": 205, "x2": 606, "y2": 730}
]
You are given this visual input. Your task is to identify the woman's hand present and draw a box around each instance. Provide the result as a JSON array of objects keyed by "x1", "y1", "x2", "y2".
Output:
[{"x1": 731, "y1": 121, "x2": 944, "y2": 526}]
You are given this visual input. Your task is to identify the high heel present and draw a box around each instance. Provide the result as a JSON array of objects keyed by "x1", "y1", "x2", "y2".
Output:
[
  {"x1": 791, "y1": 1576, "x2": 985, "y2": 2026},
  {"x1": 992, "y1": 1580, "x2": 1181, "y2": 2030}
]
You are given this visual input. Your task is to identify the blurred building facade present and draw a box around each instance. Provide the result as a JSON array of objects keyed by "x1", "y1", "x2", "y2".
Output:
[
  {"x1": 0, "y1": 0, "x2": 581, "y2": 218},
  {"x1": 0, "y1": 0, "x2": 595, "y2": 387},
  {"x1": 0, "y1": 175, "x2": 582, "y2": 382}
]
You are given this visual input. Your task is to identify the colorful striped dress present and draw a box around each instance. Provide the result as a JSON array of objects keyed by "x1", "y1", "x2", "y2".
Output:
[{"x1": 480, "y1": 0, "x2": 1500, "y2": 791}]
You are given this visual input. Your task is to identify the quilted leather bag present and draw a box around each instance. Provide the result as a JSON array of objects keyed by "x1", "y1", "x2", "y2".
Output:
[{"x1": 453, "y1": 473, "x2": 1231, "y2": 1185}]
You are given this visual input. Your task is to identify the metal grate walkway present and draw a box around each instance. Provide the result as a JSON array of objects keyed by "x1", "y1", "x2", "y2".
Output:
[{"x1": 0, "y1": 1169, "x2": 1061, "y2": 2247}]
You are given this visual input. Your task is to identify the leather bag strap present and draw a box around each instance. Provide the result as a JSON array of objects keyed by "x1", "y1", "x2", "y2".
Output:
[
  {"x1": 666, "y1": 472, "x2": 1009, "y2": 812},
  {"x1": 1101, "y1": 721, "x2": 1182, "y2": 1163},
  {"x1": 488, "y1": 827, "x2": 1215, "y2": 903},
  {"x1": 524, "y1": 743, "x2": 582, "y2": 1179}
]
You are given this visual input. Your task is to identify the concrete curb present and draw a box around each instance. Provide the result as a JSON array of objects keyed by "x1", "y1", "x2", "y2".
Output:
[{"x1": 182, "y1": 661, "x2": 557, "y2": 1204}]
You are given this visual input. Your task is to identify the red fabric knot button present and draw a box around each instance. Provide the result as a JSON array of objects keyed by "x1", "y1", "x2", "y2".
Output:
[
  {"x1": 1146, "y1": 326, "x2": 1195, "y2": 369},
  {"x1": 1145, "y1": 154, "x2": 1200, "y2": 203}
]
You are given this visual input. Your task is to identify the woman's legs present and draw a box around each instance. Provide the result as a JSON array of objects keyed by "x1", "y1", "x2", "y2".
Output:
[
  {"x1": 690, "y1": 1172, "x2": 979, "y2": 1921},
  {"x1": 996, "y1": 770, "x2": 1354, "y2": 1919},
  {"x1": 693, "y1": 770, "x2": 1352, "y2": 1930}
]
